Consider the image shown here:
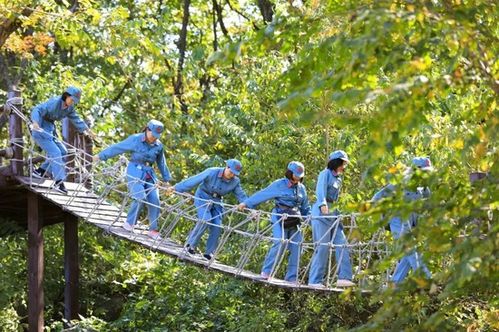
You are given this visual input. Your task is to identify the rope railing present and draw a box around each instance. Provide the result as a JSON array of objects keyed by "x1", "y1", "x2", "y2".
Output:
[{"x1": 5, "y1": 98, "x2": 392, "y2": 291}]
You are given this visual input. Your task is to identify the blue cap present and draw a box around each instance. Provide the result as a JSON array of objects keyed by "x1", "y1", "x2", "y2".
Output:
[
  {"x1": 412, "y1": 157, "x2": 433, "y2": 171},
  {"x1": 226, "y1": 159, "x2": 242, "y2": 176},
  {"x1": 287, "y1": 161, "x2": 305, "y2": 178},
  {"x1": 65, "y1": 86, "x2": 82, "y2": 104},
  {"x1": 329, "y1": 150, "x2": 349, "y2": 162},
  {"x1": 147, "y1": 119, "x2": 164, "y2": 138}
]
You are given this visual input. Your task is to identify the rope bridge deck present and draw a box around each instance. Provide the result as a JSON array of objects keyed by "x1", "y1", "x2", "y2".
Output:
[
  {"x1": 5, "y1": 98, "x2": 389, "y2": 293},
  {"x1": 18, "y1": 176, "x2": 372, "y2": 293}
]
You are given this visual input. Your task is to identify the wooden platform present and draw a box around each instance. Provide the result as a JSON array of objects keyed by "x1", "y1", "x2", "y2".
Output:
[{"x1": 14, "y1": 176, "x2": 364, "y2": 293}]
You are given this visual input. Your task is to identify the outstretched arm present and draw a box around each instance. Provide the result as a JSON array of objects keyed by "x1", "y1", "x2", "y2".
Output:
[
  {"x1": 67, "y1": 108, "x2": 89, "y2": 133},
  {"x1": 242, "y1": 181, "x2": 279, "y2": 209},
  {"x1": 174, "y1": 168, "x2": 212, "y2": 193},
  {"x1": 97, "y1": 135, "x2": 136, "y2": 161}
]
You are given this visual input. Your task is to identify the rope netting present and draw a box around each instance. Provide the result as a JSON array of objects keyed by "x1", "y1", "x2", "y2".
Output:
[{"x1": 5, "y1": 98, "x2": 392, "y2": 291}]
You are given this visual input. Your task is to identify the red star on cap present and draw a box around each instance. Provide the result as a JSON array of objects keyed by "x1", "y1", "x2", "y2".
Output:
[
  {"x1": 297, "y1": 166, "x2": 304, "y2": 173},
  {"x1": 155, "y1": 127, "x2": 162, "y2": 133},
  {"x1": 235, "y1": 164, "x2": 242, "y2": 171}
]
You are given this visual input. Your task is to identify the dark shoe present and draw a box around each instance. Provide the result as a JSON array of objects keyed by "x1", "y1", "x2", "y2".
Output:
[
  {"x1": 203, "y1": 254, "x2": 212, "y2": 261},
  {"x1": 54, "y1": 180, "x2": 68, "y2": 194},
  {"x1": 32, "y1": 167, "x2": 48, "y2": 179},
  {"x1": 260, "y1": 272, "x2": 271, "y2": 280},
  {"x1": 185, "y1": 244, "x2": 196, "y2": 255}
]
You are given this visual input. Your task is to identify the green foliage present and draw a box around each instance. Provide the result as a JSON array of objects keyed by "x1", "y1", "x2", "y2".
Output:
[{"x1": 0, "y1": 0, "x2": 497, "y2": 330}]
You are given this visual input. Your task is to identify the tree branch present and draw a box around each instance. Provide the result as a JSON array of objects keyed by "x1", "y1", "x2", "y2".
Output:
[
  {"x1": 475, "y1": 41, "x2": 499, "y2": 96},
  {"x1": 0, "y1": 7, "x2": 33, "y2": 49},
  {"x1": 101, "y1": 79, "x2": 132, "y2": 115},
  {"x1": 213, "y1": 0, "x2": 229, "y2": 37},
  {"x1": 174, "y1": 0, "x2": 191, "y2": 113},
  {"x1": 225, "y1": 0, "x2": 260, "y2": 30}
]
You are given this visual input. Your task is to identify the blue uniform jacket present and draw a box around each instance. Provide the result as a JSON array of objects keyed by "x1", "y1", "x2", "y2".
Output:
[
  {"x1": 98, "y1": 133, "x2": 171, "y2": 182},
  {"x1": 175, "y1": 167, "x2": 247, "y2": 204},
  {"x1": 312, "y1": 168, "x2": 343, "y2": 218},
  {"x1": 315, "y1": 169, "x2": 342, "y2": 206},
  {"x1": 31, "y1": 96, "x2": 88, "y2": 134},
  {"x1": 372, "y1": 184, "x2": 431, "y2": 226},
  {"x1": 244, "y1": 178, "x2": 311, "y2": 216}
]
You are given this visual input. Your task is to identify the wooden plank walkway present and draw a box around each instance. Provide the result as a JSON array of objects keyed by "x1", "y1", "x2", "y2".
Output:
[{"x1": 16, "y1": 176, "x2": 361, "y2": 293}]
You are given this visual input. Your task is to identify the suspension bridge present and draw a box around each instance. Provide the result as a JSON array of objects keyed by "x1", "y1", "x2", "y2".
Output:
[{"x1": 0, "y1": 91, "x2": 391, "y2": 331}]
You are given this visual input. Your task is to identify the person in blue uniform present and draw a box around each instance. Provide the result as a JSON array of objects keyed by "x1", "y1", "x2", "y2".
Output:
[
  {"x1": 93, "y1": 120, "x2": 171, "y2": 240},
  {"x1": 308, "y1": 150, "x2": 355, "y2": 288},
  {"x1": 30, "y1": 86, "x2": 96, "y2": 194},
  {"x1": 372, "y1": 156, "x2": 433, "y2": 284},
  {"x1": 171, "y1": 159, "x2": 247, "y2": 260},
  {"x1": 238, "y1": 161, "x2": 311, "y2": 283}
]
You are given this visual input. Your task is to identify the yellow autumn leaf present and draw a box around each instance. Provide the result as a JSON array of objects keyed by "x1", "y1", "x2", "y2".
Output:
[
  {"x1": 452, "y1": 139, "x2": 464, "y2": 149},
  {"x1": 480, "y1": 159, "x2": 490, "y2": 172},
  {"x1": 394, "y1": 145, "x2": 404, "y2": 156}
]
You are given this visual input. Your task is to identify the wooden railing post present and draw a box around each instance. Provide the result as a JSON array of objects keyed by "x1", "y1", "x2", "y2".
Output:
[
  {"x1": 8, "y1": 88, "x2": 23, "y2": 176},
  {"x1": 83, "y1": 119, "x2": 93, "y2": 189},
  {"x1": 62, "y1": 118, "x2": 76, "y2": 182}
]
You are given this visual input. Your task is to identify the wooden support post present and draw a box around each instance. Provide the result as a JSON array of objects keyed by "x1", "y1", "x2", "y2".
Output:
[
  {"x1": 8, "y1": 88, "x2": 23, "y2": 176},
  {"x1": 83, "y1": 123, "x2": 93, "y2": 189},
  {"x1": 64, "y1": 213, "x2": 79, "y2": 323},
  {"x1": 27, "y1": 191, "x2": 43, "y2": 332},
  {"x1": 62, "y1": 118, "x2": 76, "y2": 182}
]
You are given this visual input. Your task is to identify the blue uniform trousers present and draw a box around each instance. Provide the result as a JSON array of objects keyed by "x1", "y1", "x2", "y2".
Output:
[
  {"x1": 126, "y1": 175, "x2": 160, "y2": 231},
  {"x1": 308, "y1": 204, "x2": 352, "y2": 284},
  {"x1": 32, "y1": 130, "x2": 67, "y2": 181},
  {"x1": 187, "y1": 200, "x2": 224, "y2": 255},
  {"x1": 261, "y1": 210, "x2": 303, "y2": 282},
  {"x1": 390, "y1": 217, "x2": 431, "y2": 283}
]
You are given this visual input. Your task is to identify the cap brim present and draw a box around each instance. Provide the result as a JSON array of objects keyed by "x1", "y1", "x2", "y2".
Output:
[
  {"x1": 151, "y1": 131, "x2": 161, "y2": 138},
  {"x1": 72, "y1": 96, "x2": 80, "y2": 104},
  {"x1": 419, "y1": 166, "x2": 434, "y2": 171},
  {"x1": 294, "y1": 172, "x2": 305, "y2": 178},
  {"x1": 229, "y1": 167, "x2": 240, "y2": 175}
]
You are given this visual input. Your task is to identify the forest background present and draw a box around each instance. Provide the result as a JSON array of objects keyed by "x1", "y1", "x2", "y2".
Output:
[{"x1": 0, "y1": 0, "x2": 497, "y2": 330}]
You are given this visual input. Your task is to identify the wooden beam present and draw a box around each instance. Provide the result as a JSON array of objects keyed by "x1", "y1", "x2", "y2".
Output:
[
  {"x1": 8, "y1": 88, "x2": 23, "y2": 176},
  {"x1": 64, "y1": 212, "x2": 79, "y2": 324},
  {"x1": 62, "y1": 118, "x2": 76, "y2": 182},
  {"x1": 27, "y1": 191, "x2": 44, "y2": 332},
  {"x1": 83, "y1": 132, "x2": 93, "y2": 189}
]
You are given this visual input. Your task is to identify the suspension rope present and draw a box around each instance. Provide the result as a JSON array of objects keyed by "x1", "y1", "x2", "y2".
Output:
[{"x1": 6, "y1": 99, "x2": 392, "y2": 290}]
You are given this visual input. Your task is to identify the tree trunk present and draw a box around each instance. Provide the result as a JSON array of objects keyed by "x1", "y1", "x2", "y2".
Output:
[
  {"x1": 174, "y1": 0, "x2": 191, "y2": 114},
  {"x1": 257, "y1": 0, "x2": 274, "y2": 23},
  {"x1": 212, "y1": 0, "x2": 218, "y2": 51}
]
